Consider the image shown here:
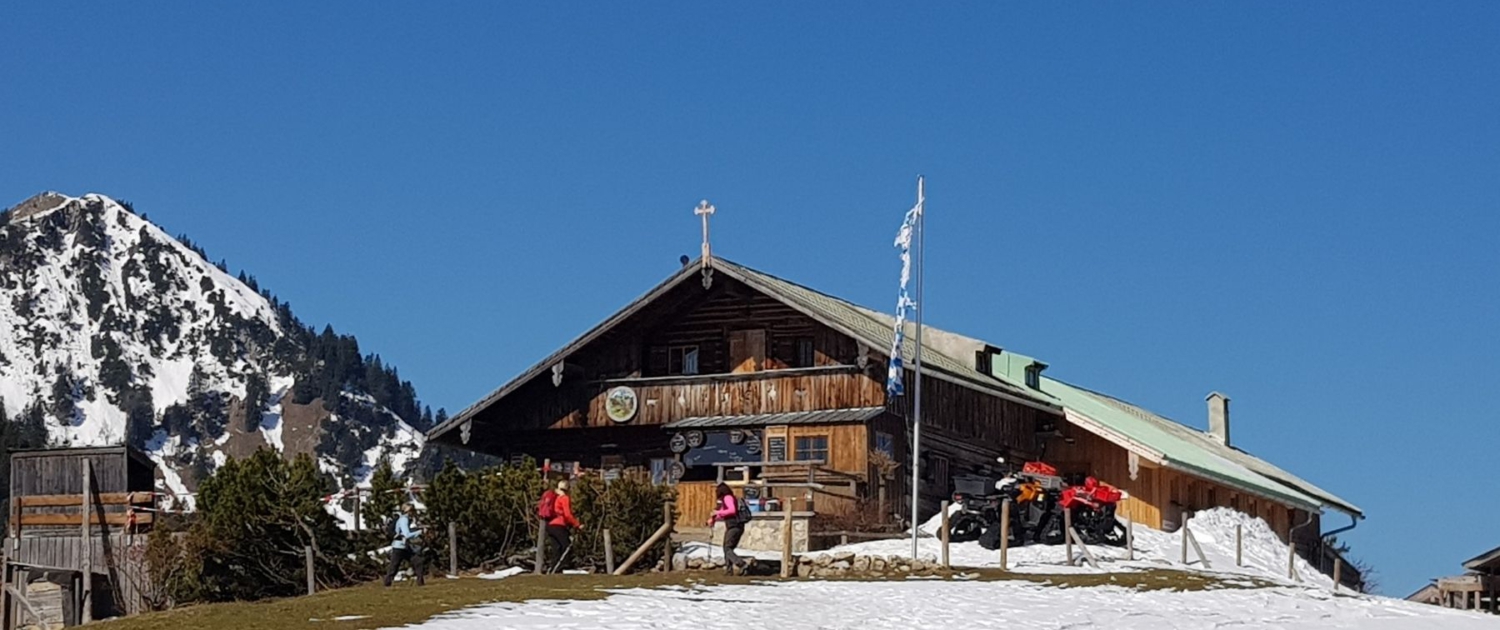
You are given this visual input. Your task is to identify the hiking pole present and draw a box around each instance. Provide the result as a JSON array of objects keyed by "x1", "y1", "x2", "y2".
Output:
[{"x1": 549, "y1": 545, "x2": 573, "y2": 575}]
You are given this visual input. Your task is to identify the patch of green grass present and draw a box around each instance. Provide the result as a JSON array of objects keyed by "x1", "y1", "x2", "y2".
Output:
[
  {"x1": 100, "y1": 568, "x2": 1260, "y2": 630},
  {"x1": 102, "y1": 573, "x2": 742, "y2": 630}
]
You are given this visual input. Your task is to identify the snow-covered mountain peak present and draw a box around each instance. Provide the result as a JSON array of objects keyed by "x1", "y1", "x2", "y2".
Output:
[{"x1": 0, "y1": 191, "x2": 424, "y2": 506}]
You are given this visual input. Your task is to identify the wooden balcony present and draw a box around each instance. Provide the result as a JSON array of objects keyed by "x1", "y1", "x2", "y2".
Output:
[{"x1": 574, "y1": 366, "x2": 885, "y2": 429}]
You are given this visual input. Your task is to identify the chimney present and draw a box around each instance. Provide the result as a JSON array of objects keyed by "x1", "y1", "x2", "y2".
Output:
[{"x1": 1206, "y1": 392, "x2": 1230, "y2": 446}]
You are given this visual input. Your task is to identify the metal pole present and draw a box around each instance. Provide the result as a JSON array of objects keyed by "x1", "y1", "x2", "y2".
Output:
[
  {"x1": 1126, "y1": 512, "x2": 1134, "y2": 562},
  {"x1": 909, "y1": 175, "x2": 925, "y2": 560}
]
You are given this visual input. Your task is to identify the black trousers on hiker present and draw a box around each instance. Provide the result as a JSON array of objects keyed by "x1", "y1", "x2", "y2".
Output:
[
  {"x1": 545, "y1": 524, "x2": 572, "y2": 572},
  {"x1": 723, "y1": 524, "x2": 747, "y2": 571},
  {"x1": 383, "y1": 545, "x2": 426, "y2": 586}
]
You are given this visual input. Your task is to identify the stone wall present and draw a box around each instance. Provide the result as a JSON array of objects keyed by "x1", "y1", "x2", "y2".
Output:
[{"x1": 711, "y1": 512, "x2": 811, "y2": 553}]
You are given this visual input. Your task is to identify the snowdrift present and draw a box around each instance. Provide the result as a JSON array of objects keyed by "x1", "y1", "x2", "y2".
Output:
[{"x1": 681, "y1": 508, "x2": 1341, "y2": 589}]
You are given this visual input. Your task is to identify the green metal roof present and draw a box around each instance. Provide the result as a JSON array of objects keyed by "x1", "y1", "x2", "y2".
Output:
[{"x1": 1041, "y1": 377, "x2": 1334, "y2": 514}]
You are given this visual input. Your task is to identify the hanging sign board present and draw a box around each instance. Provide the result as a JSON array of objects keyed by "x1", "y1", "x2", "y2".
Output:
[{"x1": 669, "y1": 433, "x2": 689, "y2": 454}]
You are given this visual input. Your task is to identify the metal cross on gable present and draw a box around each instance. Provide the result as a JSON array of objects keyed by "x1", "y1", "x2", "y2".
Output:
[{"x1": 694, "y1": 199, "x2": 715, "y2": 288}]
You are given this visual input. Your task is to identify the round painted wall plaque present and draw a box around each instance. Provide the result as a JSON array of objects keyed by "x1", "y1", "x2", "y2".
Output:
[{"x1": 605, "y1": 386, "x2": 638, "y2": 423}]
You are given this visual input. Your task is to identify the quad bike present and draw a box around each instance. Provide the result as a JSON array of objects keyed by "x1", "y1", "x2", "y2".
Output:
[
  {"x1": 952, "y1": 459, "x2": 1067, "y2": 549},
  {"x1": 1058, "y1": 476, "x2": 1128, "y2": 547},
  {"x1": 951, "y1": 458, "x2": 1129, "y2": 549}
]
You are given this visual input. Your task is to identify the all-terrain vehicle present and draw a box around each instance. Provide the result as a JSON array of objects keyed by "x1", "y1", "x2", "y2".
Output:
[
  {"x1": 1059, "y1": 475, "x2": 1128, "y2": 546},
  {"x1": 950, "y1": 458, "x2": 1129, "y2": 549}
]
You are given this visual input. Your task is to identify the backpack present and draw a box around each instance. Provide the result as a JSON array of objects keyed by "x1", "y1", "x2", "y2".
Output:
[
  {"x1": 386, "y1": 517, "x2": 398, "y2": 540},
  {"x1": 733, "y1": 494, "x2": 752, "y2": 525},
  {"x1": 537, "y1": 490, "x2": 558, "y2": 520}
]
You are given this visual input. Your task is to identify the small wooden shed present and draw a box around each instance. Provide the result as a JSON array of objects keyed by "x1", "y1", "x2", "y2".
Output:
[{"x1": 3, "y1": 446, "x2": 158, "y2": 629}]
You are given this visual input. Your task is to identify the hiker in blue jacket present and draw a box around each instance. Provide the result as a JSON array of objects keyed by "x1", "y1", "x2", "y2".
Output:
[{"x1": 383, "y1": 503, "x2": 426, "y2": 587}]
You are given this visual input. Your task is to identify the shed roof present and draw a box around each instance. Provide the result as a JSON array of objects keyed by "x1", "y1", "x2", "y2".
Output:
[
  {"x1": 665, "y1": 407, "x2": 885, "y2": 429},
  {"x1": 1464, "y1": 546, "x2": 1500, "y2": 573}
]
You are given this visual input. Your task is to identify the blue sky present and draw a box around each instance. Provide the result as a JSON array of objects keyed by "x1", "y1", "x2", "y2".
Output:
[{"x1": 4, "y1": 3, "x2": 1497, "y2": 595}]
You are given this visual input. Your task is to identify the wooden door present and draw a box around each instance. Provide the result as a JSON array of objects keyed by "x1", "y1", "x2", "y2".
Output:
[{"x1": 729, "y1": 329, "x2": 766, "y2": 373}]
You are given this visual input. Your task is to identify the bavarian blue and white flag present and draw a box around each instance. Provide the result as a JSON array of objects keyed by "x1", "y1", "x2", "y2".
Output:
[{"x1": 887, "y1": 179, "x2": 924, "y2": 398}]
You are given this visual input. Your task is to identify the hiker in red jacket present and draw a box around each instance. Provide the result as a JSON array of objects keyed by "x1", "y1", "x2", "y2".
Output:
[{"x1": 539, "y1": 479, "x2": 581, "y2": 572}]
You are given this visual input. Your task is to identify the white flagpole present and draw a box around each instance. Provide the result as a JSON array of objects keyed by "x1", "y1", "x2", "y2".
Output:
[{"x1": 910, "y1": 176, "x2": 925, "y2": 560}]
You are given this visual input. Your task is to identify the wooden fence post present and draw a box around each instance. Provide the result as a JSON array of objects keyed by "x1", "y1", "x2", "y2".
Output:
[
  {"x1": 1287, "y1": 541, "x2": 1297, "y2": 581},
  {"x1": 1235, "y1": 524, "x2": 1243, "y2": 567},
  {"x1": 1180, "y1": 512, "x2": 1190, "y2": 565},
  {"x1": 603, "y1": 529, "x2": 615, "y2": 575},
  {"x1": 662, "y1": 503, "x2": 674, "y2": 572},
  {"x1": 448, "y1": 522, "x2": 458, "y2": 577},
  {"x1": 939, "y1": 500, "x2": 950, "y2": 570},
  {"x1": 999, "y1": 499, "x2": 1010, "y2": 571},
  {"x1": 780, "y1": 499, "x2": 794, "y2": 578},
  {"x1": 535, "y1": 517, "x2": 545, "y2": 575},
  {"x1": 305, "y1": 546, "x2": 315, "y2": 595},
  {"x1": 612, "y1": 503, "x2": 674, "y2": 576},
  {"x1": 81, "y1": 460, "x2": 92, "y2": 624},
  {"x1": 1064, "y1": 508, "x2": 1074, "y2": 567}
]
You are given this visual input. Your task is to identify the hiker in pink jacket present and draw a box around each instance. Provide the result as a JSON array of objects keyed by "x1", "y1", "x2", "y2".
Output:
[{"x1": 706, "y1": 482, "x2": 751, "y2": 575}]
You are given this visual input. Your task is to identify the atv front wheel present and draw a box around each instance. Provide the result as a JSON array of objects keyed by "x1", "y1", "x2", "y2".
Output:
[{"x1": 949, "y1": 513, "x2": 985, "y2": 543}]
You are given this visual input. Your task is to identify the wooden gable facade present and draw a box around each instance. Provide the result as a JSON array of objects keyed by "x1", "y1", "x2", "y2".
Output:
[
  {"x1": 430, "y1": 261, "x2": 1060, "y2": 526},
  {"x1": 431, "y1": 256, "x2": 1354, "y2": 566}
]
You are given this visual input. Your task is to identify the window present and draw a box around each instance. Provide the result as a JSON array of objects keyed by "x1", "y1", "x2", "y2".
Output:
[
  {"x1": 875, "y1": 432, "x2": 895, "y2": 457},
  {"x1": 794, "y1": 337, "x2": 816, "y2": 368},
  {"x1": 668, "y1": 345, "x2": 699, "y2": 375},
  {"x1": 649, "y1": 458, "x2": 673, "y2": 486},
  {"x1": 794, "y1": 435, "x2": 829, "y2": 462},
  {"x1": 1025, "y1": 366, "x2": 1040, "y2": 389}
]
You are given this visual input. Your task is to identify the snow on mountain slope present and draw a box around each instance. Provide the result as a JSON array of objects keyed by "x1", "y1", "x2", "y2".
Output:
[{"x1": 0, "y1": 192, "x2": 423, "y2": 506}]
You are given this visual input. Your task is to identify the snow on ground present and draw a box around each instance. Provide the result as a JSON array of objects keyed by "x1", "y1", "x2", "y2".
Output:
[
  {"x1": 477, "y1": 567, "x2": 526, "y2": 581},
  {"x1": 381, "y1": 580, "x2": 1497, "y2": 630},
  {"x1": 681, "y1": 508, "x2": 1338, "y2": 589}
]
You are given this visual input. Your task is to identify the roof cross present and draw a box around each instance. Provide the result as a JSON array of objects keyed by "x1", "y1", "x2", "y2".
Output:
[{"x1": 694, "y1": 200, "x2": 716, "y2": 288}]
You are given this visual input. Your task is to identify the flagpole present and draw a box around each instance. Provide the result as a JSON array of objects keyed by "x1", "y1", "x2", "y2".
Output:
[{"x1": 910, "y1": 176, "x2": 925, "y2": 560}]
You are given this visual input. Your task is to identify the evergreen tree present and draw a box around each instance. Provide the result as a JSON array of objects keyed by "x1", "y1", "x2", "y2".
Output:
[
  {"x1": 365, "y1": 456, "x2": 402, "y2": 530},
  {"x1": 189, "y1": 450, "x2": 364, "y2": 601},
  {"x1": 243, "y1": 373, "x2": 269, "y2": 432},
  {"x1": 51, "y1": 371, "x2": 76, "y2": 421}
]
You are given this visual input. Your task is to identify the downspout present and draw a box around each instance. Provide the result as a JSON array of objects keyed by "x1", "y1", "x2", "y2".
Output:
[
  {"x1": 1287, "y1": 510, "x2": 1317, "y2": 578},
  {"x1": 1319, "y1": 513, "x2": 1362, "y2": 585}
]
